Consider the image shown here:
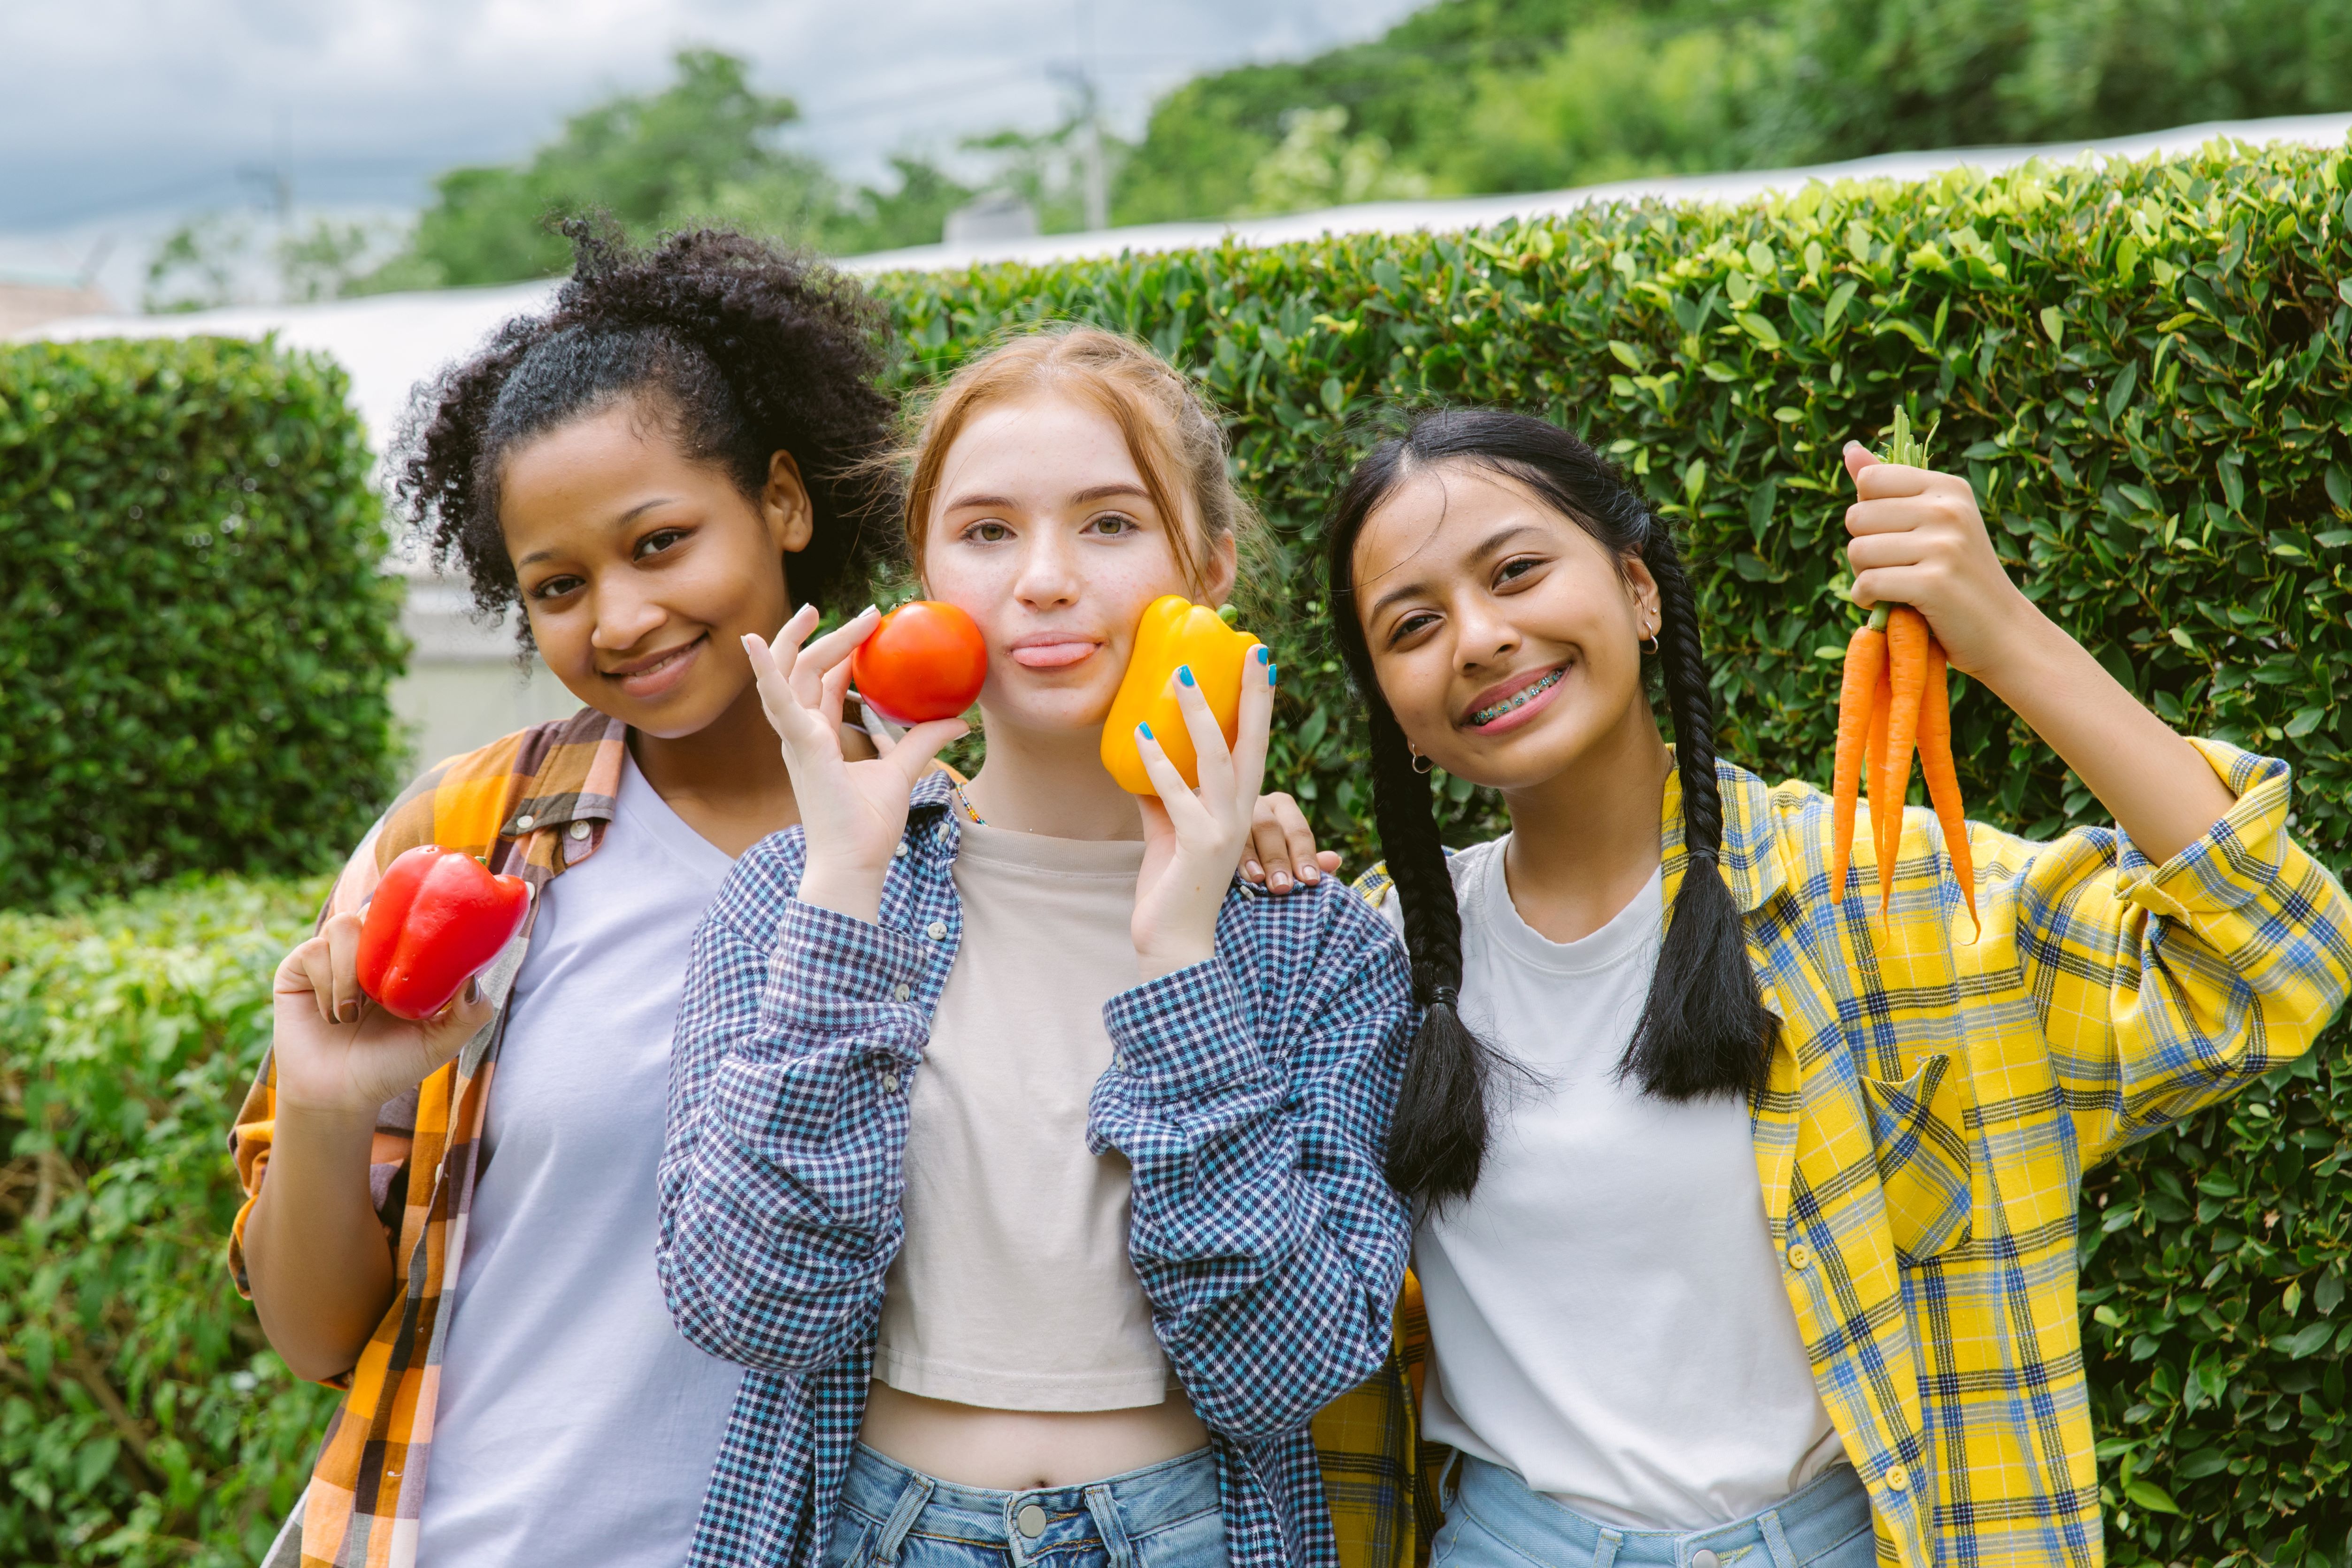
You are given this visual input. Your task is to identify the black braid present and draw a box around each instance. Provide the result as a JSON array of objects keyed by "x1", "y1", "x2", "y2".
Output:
[
  {"x1": 1363, "y1": 697, "x2": 1507, "y2": 1206},
  {"x1": 1324, "y1": 408, "x2": 1775, "y2": 1208},
  {"x1": 1620, "y1": 526, "x2": 1775, "y2": 1100}
]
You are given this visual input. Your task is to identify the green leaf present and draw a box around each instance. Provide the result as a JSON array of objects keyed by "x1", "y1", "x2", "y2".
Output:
[
  {"x1": 1823, "y1": 281, "x2": 1858, "y2": 335},
  {"x1": 2325, "y1": 464, "x2": 2350, "y2": 511},
  {"x1": 2286, "y1": 707, "x2": 2326, "y2": 738},
  {"x1": 2106, "y1": 361, "x2": 2140, "y2": 423},
  {"x1": 2040, "y1": 305, "x2": 2067, "y2": 346},
  {"x1": 1320, "y1": 376, "x2": 1346, "y2": 415},
  {"x1": 1738, "y1": 312, "x2": 1783, "y2": 351},
  {"x1": 2281, "y1": 1320, "x2": 2337, "y2": 1357},
  {"x1": 2124, "y1": 1480, "x2": 2181, "y2": 1514}
]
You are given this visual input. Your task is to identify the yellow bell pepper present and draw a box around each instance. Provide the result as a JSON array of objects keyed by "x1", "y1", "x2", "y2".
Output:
[{"x1": 1100, "y1": 595, "x2": 1264, "y2": 796}]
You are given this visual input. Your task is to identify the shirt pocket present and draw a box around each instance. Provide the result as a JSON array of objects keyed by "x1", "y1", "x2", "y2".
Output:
[{"x1": 1861, "y1": 1053, "x2": 1973, "y2": 1262}]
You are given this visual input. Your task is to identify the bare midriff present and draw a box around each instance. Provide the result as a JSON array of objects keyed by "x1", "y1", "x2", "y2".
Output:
[{"x1": 859, "y1": 1381, "x2": 1211, "y2": 1489}]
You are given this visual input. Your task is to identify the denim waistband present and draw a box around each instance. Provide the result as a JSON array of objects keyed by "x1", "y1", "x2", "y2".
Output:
[
  {"x1": 838, "y1": 1442, "x2": 1220, "y2": 1566},
  {"x1": 1449, "y1": 1455, "x2": 1874, "y2": 1568}
]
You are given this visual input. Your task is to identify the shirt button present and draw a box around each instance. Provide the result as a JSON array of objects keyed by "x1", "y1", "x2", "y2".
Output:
[
  {"x1": 1885, "y1": 1463, "x2": 1910, "y2": 1492},
  {"x1": 568, "y1": 820, "x2": 591, "y2": 840},
  {"x1": 513, "y1": 814, "x2": 535, "y2": 832},
  {"x1": 892, "y1": 984, "x2": 911, "y2": 1001},
  {"x1": 1787, "y1": 1243, "x2": 1814, "y2": 1271},
  {"x1": 1015, "y1": 1502, "x2": 1048, "y2": 1538},
  {"x1": 1691, "y1": 1551, "x2": 1721, "y2": 1568},
  {"x1": 925, "y1": 920, "x2": 947, "y2": 940},
  {"x1": 882, "y1": 1071, "x2": 900, "y2": 1092},
  {"x1": 893, "y1": 843, "x2": 908, "y2": 858}
]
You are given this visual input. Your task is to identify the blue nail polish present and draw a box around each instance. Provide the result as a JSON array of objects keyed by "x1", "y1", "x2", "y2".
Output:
[
  {"x1": 1269, "y1": 662, "x2": 1279, "y2": 686},
  {"x1": 1178, "y1": 664, "x2": 1196, "y2": 687},
  {"x1": 1138, "y1": 722, "x2": 1153, "y2": 740},
  {"x1": 1254, "y1": 645, "x2": 1270, "y2": 665}
]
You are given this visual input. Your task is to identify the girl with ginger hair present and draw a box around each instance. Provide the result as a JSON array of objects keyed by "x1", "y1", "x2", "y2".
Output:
[{"x1": 656, "y1": 327, "x2": 1415, "y2": 1568}]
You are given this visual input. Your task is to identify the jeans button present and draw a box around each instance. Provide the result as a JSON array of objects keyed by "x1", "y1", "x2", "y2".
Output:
[
  {"x1": 1691, "y1": 1551, "x2": 1721, "y2": 1568},
  {"x1": 1015, "y1": 1502, "x2": 1048, "y2": 1538}
]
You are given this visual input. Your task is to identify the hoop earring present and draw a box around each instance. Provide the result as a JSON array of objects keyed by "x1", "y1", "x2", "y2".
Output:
[
  {"x1": 1647, "y1": 631, "x2": 1661, "y2": 656},
  {"x1": 1410, "y1": 746, "x2": 1435, "y2": 776}
]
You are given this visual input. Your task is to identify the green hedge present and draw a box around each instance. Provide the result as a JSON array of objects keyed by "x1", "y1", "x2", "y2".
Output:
[
  {"x1": 869, "y1": 135, "x2": 2352, "y2": 1563},
  {"x1": 8, "y1": 138, "x2": 2351, "y2": 1563},
  {"x1": 0, "y1": 878, "x2": 336, "y2": 1566},
  {"x1": 0, "y1": 338, "x2": 406, "y2": 912}
]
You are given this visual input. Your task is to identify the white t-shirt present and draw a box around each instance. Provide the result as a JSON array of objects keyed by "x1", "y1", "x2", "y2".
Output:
[
  {"x1": 418, "y1": 752, "x2": 744, "y2": 1567},
  {"x1": 1383, "y1": 838, "x2": 1841, "y2": 1530}
]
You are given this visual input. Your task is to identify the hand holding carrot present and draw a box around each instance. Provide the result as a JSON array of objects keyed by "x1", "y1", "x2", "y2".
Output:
[{"x1": 1839, "y1": 440, "x2": 2037, "y2": 684}]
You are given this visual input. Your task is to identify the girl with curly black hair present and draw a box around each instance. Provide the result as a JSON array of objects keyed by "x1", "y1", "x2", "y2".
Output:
[{"x1": 229, "y1": 223, "x2": 910, "y2": 1568}]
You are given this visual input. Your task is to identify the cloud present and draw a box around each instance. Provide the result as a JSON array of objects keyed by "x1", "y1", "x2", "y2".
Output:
[{"x1": 1, "y1": 0, "x2": 1422, "y2": 232}]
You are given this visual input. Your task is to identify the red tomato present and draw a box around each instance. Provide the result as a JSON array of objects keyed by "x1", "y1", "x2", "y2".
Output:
[{"x1": 851, "y1": 600, "x2": 988, "y2": 723}]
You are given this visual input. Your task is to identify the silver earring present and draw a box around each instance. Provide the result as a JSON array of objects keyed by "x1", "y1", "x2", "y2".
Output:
[
  {"x1": 1410, "y1": 746, "x2": 1435, "y2": 776},
  {"x1": 1646, "y1": 627, "x2": 1661, "y2": 655}
]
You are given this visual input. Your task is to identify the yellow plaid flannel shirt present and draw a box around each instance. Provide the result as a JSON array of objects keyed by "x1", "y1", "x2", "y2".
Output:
[{"x1": 1316, "y1": 738, "x2": 2352, "y2": 1568}]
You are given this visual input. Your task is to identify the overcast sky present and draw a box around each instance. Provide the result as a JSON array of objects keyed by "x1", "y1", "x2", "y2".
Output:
[{"x1": 2, "y1": 0, "x2": 1421, "y2": 294}]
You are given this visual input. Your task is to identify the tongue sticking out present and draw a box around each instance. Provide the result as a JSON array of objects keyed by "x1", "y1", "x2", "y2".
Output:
[{"x1": 1011, "y1": 641, "x2": 1096, "y2": 668}]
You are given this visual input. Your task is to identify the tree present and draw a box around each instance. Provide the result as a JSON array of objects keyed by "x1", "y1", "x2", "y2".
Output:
[{"x1": 354, "y1": 48, "x2": 837, "y2": 290}]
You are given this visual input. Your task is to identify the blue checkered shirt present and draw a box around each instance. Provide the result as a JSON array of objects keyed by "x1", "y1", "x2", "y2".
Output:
[{"x1": 658, "y1": 771, "x2": 1417, "y2": 1568}]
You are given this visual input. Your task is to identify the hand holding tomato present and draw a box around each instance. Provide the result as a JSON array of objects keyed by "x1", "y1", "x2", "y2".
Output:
[
  {"x1": 851, "y1": 600, "x2": 988, "y2": 724},
  {"x1": 744, "y1": 604, "x2": 971, "y2": 925}
]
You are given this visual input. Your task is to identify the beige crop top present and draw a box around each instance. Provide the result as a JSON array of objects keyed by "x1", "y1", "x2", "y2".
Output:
[{"x1": 871, "y1": 817, "x2": 1169, "y2": 1411}]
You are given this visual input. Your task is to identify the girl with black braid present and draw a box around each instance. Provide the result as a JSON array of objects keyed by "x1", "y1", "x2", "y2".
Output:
[{"x1": 1323, "y1": 408, "x2": 2347, "y2": 1568}]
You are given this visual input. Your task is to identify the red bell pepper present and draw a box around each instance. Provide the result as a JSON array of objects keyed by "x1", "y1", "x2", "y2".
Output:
[{"x1": 357, "y1": 845, "x2": 530, "y2": 1022}]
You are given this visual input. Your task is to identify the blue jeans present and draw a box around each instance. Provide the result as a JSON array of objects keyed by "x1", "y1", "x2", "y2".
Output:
[
  {"x1": 1432, "y1": 1455, "x2": 1876, "y2": 1568},
  {"x1": 823, "y1": 1443, "x2": 1229, "y2": 1568}
]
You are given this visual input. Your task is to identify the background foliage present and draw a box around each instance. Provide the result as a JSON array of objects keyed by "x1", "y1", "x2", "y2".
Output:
[
  {"x1": 9, "y1": 136, "x2": 2351, "y2": 1561},
  {"x1": 0, "y1": 336, "x2": 406, "y2": 912},
  {"x1": 156, "y1": 0, "x2": 2352, "y2": 301},
  {"x1": 0, "y1": 879, "x2": 337, "y2": 1567},
  {"x1": 1115, "y1": 0, "x2": 2352, "y2": 225},
  {"x1": 867, "y1": 135, "x2": 2352, "y2": 1561}
]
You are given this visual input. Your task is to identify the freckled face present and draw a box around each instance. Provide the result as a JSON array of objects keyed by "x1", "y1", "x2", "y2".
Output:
[
  {"x1": 499, "y1": 400, "x2": 810, "y2": 739},
  {"x1": 919, "y1": 392, "x2": 1234, "y2": 740},
  {"x1": 1353, "y1": 462, "x2": 1657, "y2": 790}
]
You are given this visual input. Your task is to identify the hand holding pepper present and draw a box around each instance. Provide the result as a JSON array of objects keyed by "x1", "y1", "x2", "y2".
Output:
[
  {"x1": 270, "y1": 906, "x2": 499, "y2": 1119},
  {"x1": 1129, "y1": 641, "x2": 1279, "y2": 980}
]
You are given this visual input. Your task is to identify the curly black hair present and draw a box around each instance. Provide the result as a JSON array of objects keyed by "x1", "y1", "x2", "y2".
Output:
[{"x1": 392, "y1": 219, "x2": 899, "y2": 643}]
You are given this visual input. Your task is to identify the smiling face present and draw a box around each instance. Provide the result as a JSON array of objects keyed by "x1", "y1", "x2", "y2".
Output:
[
  {"x1": 499, "y1": 398, "x2": 811, "y2": 739},
  {"x1": 1353, "y1": 460, "x2": 1661, "y2": 790},
  {"x1": 918, "y1": 389, "x2": 1235, "y2": 743}
]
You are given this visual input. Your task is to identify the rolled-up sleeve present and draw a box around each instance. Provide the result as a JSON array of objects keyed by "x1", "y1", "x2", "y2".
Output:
[{"x1": 2015, "y1": 740, "x2": 2352, "y2": 1166}]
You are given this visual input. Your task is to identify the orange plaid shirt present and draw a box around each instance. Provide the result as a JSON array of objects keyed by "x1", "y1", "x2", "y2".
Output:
[{"x1": 230, "y1": 709, "x2": 629, "y2": 1568}]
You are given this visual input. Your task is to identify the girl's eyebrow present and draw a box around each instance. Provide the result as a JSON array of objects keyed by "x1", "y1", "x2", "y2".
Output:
[
  {"x1": 943, "y1": 482, "x2": 1151, "y2": 512},
  {"x1": 1366, "y1": 523, "x2": 1541, "y2": 620},
  {"x1": 515, "y1": 496, "x2": 679, "y2": 569}
]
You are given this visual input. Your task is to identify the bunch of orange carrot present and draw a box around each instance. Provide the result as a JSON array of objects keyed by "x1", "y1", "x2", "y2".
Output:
[{"x1": 1828, "y1": 412, "x2": 1978, "y2": 937}]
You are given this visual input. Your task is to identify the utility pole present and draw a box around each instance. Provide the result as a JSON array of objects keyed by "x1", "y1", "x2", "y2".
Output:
[{"x1": 1076, "y1": 0, "x2": 1107, "y2": 231}]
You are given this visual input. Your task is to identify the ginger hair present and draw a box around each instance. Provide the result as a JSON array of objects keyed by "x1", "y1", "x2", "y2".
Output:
[{"x1": 895, "y1": 326, "x2": 1255, "y2": 597}]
